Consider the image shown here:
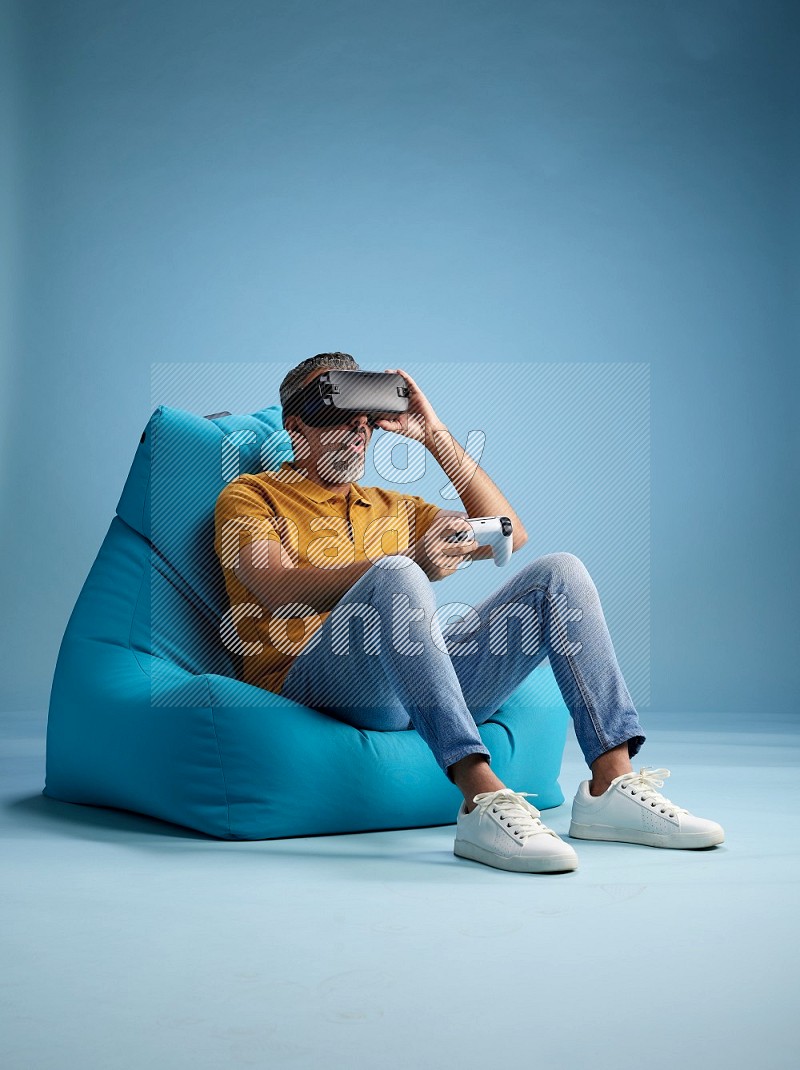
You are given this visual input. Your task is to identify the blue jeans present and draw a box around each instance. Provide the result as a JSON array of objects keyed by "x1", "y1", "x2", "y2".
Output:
[{"x1": 280, "y1": 552, "x2": 646, "y2": 782}]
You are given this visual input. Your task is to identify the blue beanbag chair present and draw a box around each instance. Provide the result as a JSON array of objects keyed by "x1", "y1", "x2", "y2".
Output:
[{"x1": 42, "y1": 404, "x2": 570, "y2": 840}]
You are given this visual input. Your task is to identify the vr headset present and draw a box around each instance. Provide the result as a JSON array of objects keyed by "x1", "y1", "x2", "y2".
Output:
[{"x1": 282, "y1": 370, "x2": 410, "y2": 428}]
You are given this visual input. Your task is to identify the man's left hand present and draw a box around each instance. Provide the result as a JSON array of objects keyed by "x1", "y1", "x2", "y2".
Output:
[{"x1": 372, "y1": 367, "x2": 445, "y2": 447}]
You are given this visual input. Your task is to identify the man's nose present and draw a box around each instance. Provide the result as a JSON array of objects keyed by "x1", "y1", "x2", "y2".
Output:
[{"x1": 349, "y1": 413, "x2": 370, "y2": 431}]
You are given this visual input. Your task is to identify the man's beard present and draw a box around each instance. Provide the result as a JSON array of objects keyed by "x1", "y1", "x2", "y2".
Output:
[{"x1": 316, "y1": 442, "x2": 366, "y2": 484}]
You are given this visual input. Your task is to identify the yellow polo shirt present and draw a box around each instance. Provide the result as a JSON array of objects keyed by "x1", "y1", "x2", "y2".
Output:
[{"x1": 214, "y1": 460, "x2": 444, "y2": 696}]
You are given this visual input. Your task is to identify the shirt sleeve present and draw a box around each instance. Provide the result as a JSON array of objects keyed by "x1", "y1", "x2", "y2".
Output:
[
  {"x1": 398, "y1": 493, "x2": 449, "y2": 544},
  {"x1": 214, "y1": 478, "x2": 282, "y2": 574}
]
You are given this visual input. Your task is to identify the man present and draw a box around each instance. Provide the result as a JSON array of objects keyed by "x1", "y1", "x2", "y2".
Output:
[{"x1": 214, "y1": 352, "x2": 725, "y2": 873}]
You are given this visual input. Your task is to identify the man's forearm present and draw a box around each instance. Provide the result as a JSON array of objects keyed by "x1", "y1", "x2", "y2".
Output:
[
  {"x1": 243, "y1": 556, "x2": 380, "y2": 616},
  {"x1": 425, "y1": 421, "x2": 529, "y2": 549}
]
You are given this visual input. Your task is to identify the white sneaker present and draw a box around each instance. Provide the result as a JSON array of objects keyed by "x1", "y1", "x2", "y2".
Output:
[
  {"x1": 569, "y1": 766, "x2": 725, "y2": 849},
  {"x1": 454, "y1": 788, "x2": 579, "y2": 873}
]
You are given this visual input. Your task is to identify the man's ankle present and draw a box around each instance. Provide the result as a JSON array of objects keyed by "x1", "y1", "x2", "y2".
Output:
[
  {"x1": 588, "y1": 780, "x2": 610, "y2": 797},
  {"x1": 450, "y1": 753, "x2": 505, "y2": 809}
]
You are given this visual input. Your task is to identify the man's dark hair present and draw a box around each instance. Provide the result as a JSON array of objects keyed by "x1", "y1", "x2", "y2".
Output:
[{"x1": 279, "y1": 352, "x2": 360, "y2": 428}]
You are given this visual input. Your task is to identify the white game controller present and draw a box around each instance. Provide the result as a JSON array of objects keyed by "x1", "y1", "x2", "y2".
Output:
[{"x1": 445, "y1": 516, "x2": 514, "y2": 567}]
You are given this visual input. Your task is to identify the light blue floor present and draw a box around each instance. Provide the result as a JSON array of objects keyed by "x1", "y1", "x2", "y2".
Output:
[{"x1": 2, "y1": 708, "x2": 798, "y2": 1070}]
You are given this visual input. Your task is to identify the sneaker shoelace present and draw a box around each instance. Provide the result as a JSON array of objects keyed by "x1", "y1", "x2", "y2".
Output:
[
  {"x1": 615, "y1": 767, "x2": 690, "y2": 818},
  {"x1": 469, "y1": 788, "x2": 559, "y2": 841}
]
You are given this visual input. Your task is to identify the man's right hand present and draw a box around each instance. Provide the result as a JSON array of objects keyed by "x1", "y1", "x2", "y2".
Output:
[{"x1": 404, "y1": 514, "x2": 478, "y2": 582}]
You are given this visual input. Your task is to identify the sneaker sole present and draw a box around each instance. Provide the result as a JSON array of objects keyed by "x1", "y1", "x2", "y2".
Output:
[
  {"x1": 568, "y1": 820, "x2": 725, "y2": 849},
  {"x1": 454, "y1": 838, "x2": 579, "y2": 873}
]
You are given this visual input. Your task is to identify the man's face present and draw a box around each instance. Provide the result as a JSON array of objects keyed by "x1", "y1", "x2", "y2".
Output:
[{"x1": 285, "y1": 369, "x2": 373, "y2": 485}]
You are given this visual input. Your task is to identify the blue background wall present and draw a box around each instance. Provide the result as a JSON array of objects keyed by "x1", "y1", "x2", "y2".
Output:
[{"x1": 0, "y1": 0, "x2": 796, "y2": 716}]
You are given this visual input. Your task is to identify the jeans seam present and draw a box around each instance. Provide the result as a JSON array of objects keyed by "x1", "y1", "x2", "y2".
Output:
[
  {"x1": 562, "y1": 640, "x2": 612, "y2": 755},
  {"x1": 382, "y1": 605, "x2": 451, "y2": 756},
  {"x1": 458, "y1": 578, "x2": 612, "y2": 757},
  {"x1": 365, "y1": 567, "x2": 489, "y2": 763}
]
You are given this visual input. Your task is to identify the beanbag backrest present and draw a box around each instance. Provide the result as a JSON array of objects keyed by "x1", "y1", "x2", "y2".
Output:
[{"x1": 116, "y1": 404, "x2": 292, "y2": 679}]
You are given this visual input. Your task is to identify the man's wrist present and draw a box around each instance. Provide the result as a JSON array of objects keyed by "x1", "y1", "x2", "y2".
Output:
[{"x1": 424, "y1": 420, "x2": 449, "y2": 452}]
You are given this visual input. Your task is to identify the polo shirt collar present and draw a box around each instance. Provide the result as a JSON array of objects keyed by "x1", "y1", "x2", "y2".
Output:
[{"x1": 278, "y1": 461, "x2": 371, "y2": 506}]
